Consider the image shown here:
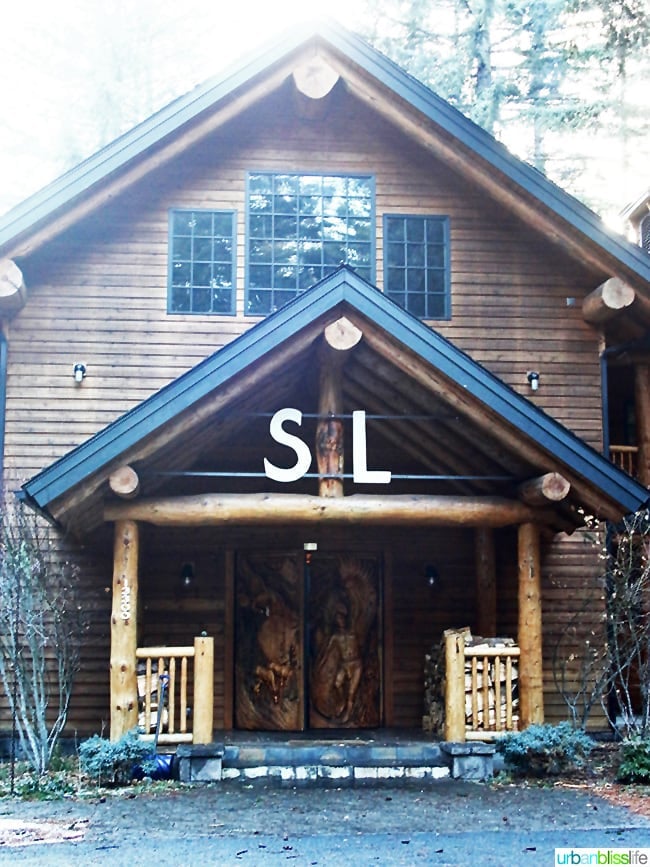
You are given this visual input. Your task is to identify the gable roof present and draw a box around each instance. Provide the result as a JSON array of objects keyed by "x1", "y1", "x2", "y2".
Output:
[
  {"x1": 22, "y1": 267, "x2": 649, "y2": 533},
  {"x1": 1, "y1": 20, "x2": 649, "y2": 293}
]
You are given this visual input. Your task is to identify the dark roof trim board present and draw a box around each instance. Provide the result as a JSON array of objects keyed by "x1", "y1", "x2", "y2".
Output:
[
  {"x1": 23, "y1": 267, "x2": 650, "y2": 517},
  {"x1": 1, "y1": 21, "x2": 650, "y2": 285}
]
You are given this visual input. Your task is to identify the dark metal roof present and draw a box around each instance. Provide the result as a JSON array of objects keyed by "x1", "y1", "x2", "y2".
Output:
[
  {"x1": 23, "y1": 267, "x2": 650, "y2": 518},
  {"x1": 1, "y1": 21, "x2": 650, "y2": 286}
]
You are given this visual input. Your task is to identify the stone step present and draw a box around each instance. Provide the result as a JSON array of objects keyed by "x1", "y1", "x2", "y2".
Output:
[{"x1": 176, "y1": 739, "x2": 495, "y2": 785}]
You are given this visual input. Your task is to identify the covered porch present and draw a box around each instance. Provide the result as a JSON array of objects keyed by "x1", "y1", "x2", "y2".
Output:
[{"x1": 21, "y1": 268, "x2": 649, "y2": 751}]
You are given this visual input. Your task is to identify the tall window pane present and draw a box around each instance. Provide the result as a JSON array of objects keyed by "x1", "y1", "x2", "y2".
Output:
[
  {"x1": 168, "y1": 210, "x2": 236, "y2": 315},
  {"x1": 383, "y1": 215, "x2": 450, "y2": 320},
  {"x1": 246, "y1": 173, "x2": 374, "y2": 314}
]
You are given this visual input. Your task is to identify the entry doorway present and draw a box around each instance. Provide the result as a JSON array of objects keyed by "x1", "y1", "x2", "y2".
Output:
[{"x1": 234, "y1": 550, "x2": 382, "y2": 731}]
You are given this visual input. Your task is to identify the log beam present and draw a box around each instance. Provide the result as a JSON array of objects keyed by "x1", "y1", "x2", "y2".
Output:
[
  {"x1": 582, "y1": 277, "x2": 635, "y2": 325},
  {"x1": 518, "y1": 472, "x2": 570, "y2": 506},
  {"x1": 0, "y1": 258, "x2": 27, "y2": 315},
  {"x1": 292, "y1": 54, "x2": 340, "y2": 99},
  {"x1": 108, "y1": 465, "x2": 140, "y2": 499},
  {"x1": 110, "y1": 520, "x2": 140, "y2": 741},
  {"x1": 105, "y1": 492, "x2": 547, "y2": 528},
  {"x1": 475, "y1": 527, "x2": 497, "y2": 637},
  {"x1": 517, "y1": 522, "x2": 544, "y2": 727}
]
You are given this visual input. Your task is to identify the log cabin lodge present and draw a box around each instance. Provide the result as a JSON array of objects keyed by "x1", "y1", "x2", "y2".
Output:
[{"x1": 1, "y1": 22, "x2": 650, "y2": 769}]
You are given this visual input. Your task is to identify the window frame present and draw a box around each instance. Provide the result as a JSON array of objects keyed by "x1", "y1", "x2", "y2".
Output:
[
  {"x1": 382, "y1": 213, "x2": 451, "y2": 321},
  {"x1": 245, "y1": 171, "x2": 376, "y2": 316},
  {"x1": 167, "y1": 208, "x2": 237, "y2": 316}
]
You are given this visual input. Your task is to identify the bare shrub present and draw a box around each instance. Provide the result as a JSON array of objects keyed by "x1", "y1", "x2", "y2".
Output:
[{"x1": 0, "y1": 494, "x2": 87, "y2": 775}]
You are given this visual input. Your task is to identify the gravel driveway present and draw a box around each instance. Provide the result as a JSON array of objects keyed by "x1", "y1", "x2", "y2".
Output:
[{"x1": 2, "y1": 777, "x2": 650, "y2": 864}]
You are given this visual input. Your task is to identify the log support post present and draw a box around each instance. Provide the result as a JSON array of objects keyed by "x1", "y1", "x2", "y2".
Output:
[
  {"x1": 475, "y1": 527, "x2": 497, "y2": 637},
  {"x1": 110, "y1": 520, "x2": 140, "y2": 741},
  {"x1": 635, "y1": 364, "x2": 650, "y2": 487},
  {"x1": 444, "y1": 629, "x2": 467, "y2": 742},
  {"x1": 316, "y1": 353, "x2": 345, "y2": 497},
  {"x1": 192, "y1": 635, "x2": 214, "y2": 744},
  {"x1": 316, "y1": 317, "x2": 362, "y2": 497},
  {"x1": 517, "y1": 522, "x2": 544, "y2": 727}
]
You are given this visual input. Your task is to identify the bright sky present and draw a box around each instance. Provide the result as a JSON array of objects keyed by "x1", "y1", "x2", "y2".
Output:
[
  {"x1": 1, "y1": 1, "x2": 648, "y2": 222},
  {"x1": 0, "y1": 0, "x2": 367, "y2": 216}
]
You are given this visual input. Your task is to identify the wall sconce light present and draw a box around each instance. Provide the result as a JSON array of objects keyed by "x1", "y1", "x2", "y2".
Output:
[
  {"x1": 425, "y1": 564, "x2": 439, "y2": 589},
  {"x1": 179, "y1": 562, "x2": 194, "y2": 592},
  {"x1": 304, "y1": 541, "x2": 318, "y2": 565},
  {"x1": 73, "y1": 362, "x2": 87, "y2": 384},
  {"x1": 527, "y1": 371, "x2": 540, "y2": 391}
]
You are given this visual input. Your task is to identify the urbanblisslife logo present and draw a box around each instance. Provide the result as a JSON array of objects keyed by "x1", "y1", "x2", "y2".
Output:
[{"x1": 555, "y1": 850, "x2": 650, "y2": 865}]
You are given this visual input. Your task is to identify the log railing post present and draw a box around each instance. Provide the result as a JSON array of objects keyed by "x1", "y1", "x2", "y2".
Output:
[
  {"x1": 444, "y1": 629, "x2": 466, "y2": 742},
  {"x1": 517, "y1": 522, "x2": 544, "y2": 727},
  {"x1": 192, "y1": 636, "x2": 214, "y2": 744},
  {"x1": 110, "y1": 520, "x2": 139, "y2": 741}
]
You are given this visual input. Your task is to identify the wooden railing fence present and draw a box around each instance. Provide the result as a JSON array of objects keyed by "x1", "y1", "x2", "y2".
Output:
[
  {"x1": 444, "y1": 629, "x2": 520, "y2": 742},
  {"x1": 136, "y1": 636, "x2": 213, "y2": 745},
  {"x1": 610, "y1": 444, "x2": 638, "y2": 477}
]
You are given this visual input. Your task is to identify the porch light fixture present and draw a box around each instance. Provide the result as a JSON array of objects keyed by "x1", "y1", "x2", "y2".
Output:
[
  {"x1": 73, "y1": 362, "x2": 87, "y2": 384},
  {"x1": 179, "y1": 562, "x2": 194, "y2": 591},
  {"x1": 425, "y1": 564, "x2": 439, "y2": 589},
  {"x1": 527, "y1": 370, "x2": 540, "y2": 391}
]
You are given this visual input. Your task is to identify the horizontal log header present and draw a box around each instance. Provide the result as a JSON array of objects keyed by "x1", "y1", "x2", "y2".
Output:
[{"x1": 104, "y1": 492, "x2": 547, "y2": 528}]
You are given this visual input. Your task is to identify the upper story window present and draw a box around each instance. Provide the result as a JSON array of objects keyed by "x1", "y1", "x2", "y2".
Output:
[
  {"x1": 168, "y1": 210, "x2": 236, "y2": 314},
  {"x1": 246, "y1": 173, "x2": 374, "y2": 315},
  {"x1": 383, "y1": 215, "x2": 450, "y2": 319}
]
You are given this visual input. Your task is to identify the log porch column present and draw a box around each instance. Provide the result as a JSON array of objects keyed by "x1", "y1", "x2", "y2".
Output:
[
  {"x1": 517, "y1": 522, "x2": 544, "y2": 727},
  {"x1": 475, "y1": 527, "x2": 497, "y2": 636},
  {"x1": 110, "y1": 520, "x2": 140, "y2": 741}
]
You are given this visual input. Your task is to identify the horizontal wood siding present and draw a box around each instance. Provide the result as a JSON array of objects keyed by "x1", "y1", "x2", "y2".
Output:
[
  {"x1": 4, "y1": 83, "x2": 602, "y2": 487},
  {"x1": 391, "y1": 528, "x2": 477, "y2": 727}
]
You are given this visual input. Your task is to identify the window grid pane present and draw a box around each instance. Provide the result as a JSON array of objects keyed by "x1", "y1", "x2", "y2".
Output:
[
  {"x1": 383, "y1": 215, "x2": 449, "y2": 320},
  {"x1": 169, "y1": 210, "x2": 236, "y2": 314},
  {"x1": 246, "y1": 172, "x2": 374, "y2": 314}
]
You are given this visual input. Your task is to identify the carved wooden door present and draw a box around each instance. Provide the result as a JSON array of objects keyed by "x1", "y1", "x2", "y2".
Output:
[
  {"x1": 235, "y1": 551, "x2": 381, "y2": 731},
  {"x1": 307, "y1": 554, "x2": 381, "y2": 729}
]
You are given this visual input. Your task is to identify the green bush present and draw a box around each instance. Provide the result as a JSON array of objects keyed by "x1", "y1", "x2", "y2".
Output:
[
  {"x1": 617, "y1": 739, "x2": 650, "y2": 783},
  {"x1": 496, "y1": 722, "x2": 594, "y2": 776},
  {"x1": 79, "y1": 729, "x2": 156, "y2": 786}
]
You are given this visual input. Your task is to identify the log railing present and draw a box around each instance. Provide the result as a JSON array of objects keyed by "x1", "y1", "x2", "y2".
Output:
[
  {"x1": 610, "y1": 444, "x2": 638, "y2": 477},
  {"x1": 135, "y1": 636, "x2": 214, "y2": 745},
  {"x1": 444, "y1": 629, "x2": 520, "y2": 742}
]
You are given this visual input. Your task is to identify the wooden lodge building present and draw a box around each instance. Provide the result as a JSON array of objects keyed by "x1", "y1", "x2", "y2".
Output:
[{"x1": 1, "y1": 22, "x2": 650, "y2": 752}]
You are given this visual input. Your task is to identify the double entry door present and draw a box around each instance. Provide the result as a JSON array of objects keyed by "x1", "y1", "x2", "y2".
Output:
[{"x1": 235, "y1": 550, "x2": 381, "y2": 731}]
